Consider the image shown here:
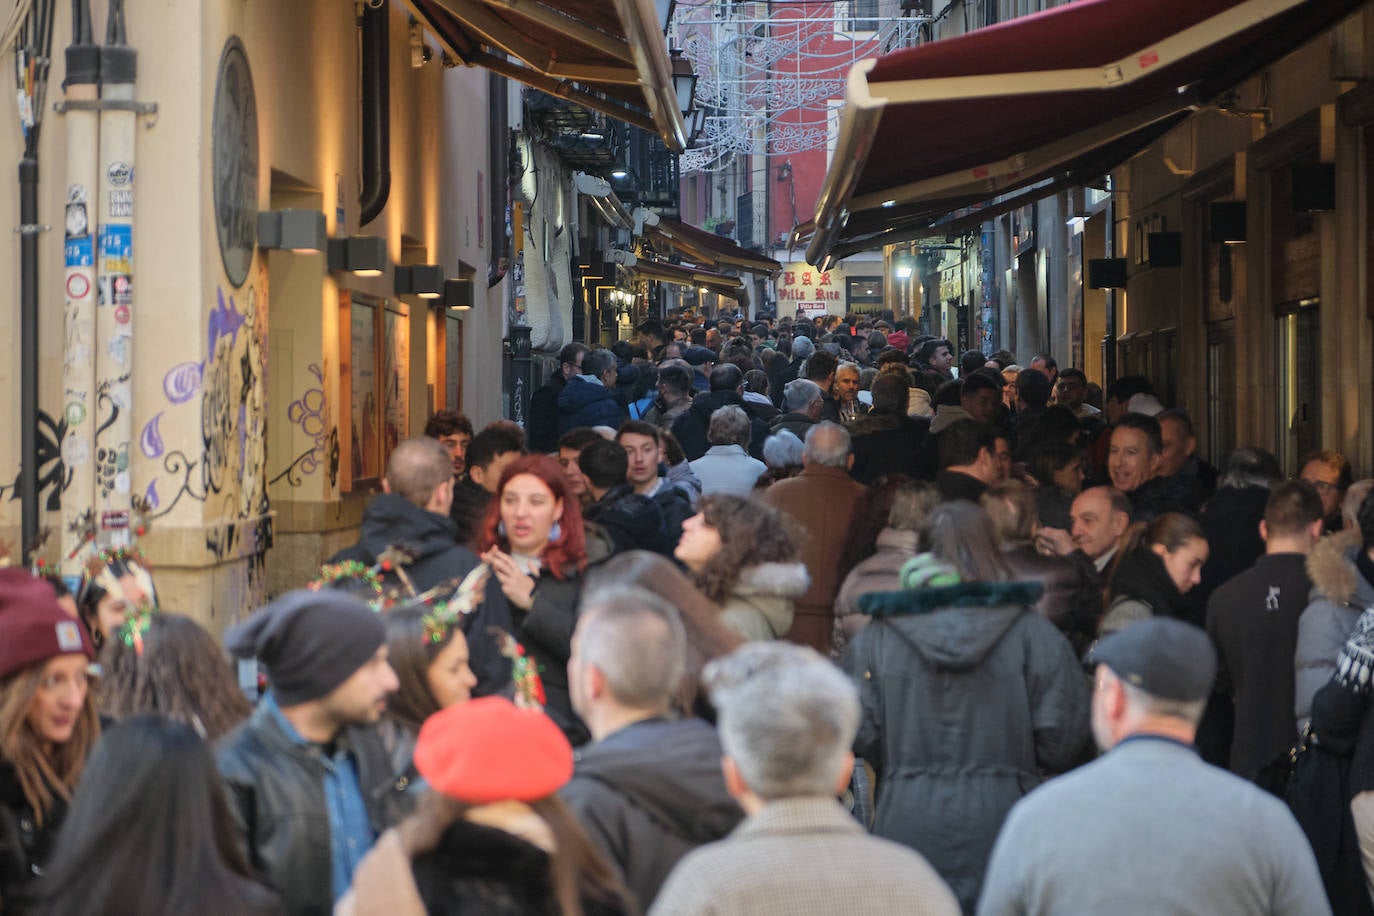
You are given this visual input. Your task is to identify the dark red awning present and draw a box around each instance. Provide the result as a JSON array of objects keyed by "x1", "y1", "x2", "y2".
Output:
[
  {"x1": 807, "y1": 0, "x2": 1366, "y2": 266},
  {"x1": 648, "y1": 216, "x2": 781, "y2": 274},
  {"x1": 631, "y1": 259, "x2": 748, "y2": 304},
  {"x1": 407, "y1": 0, "x2": 688, "y2": 151}
]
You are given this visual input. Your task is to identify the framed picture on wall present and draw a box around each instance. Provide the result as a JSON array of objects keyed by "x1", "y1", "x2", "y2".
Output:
[{"x1": 339, "y1": 291, "x2": 409, "y2": 493}]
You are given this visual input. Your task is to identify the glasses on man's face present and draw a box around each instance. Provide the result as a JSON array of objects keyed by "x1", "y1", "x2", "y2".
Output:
[{"x1": 1301, "y1": 477, "x2": 1338, "y2": 493}]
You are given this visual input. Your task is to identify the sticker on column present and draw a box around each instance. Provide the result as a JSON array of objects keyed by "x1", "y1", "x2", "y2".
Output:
[
  {"x1": 62, "y1": 434, "x2": 90, "y2": 469},
  {"x1": 66, "y1": 273, "x2": 91, "y2": 300},
  {"x1": 99, "y1": 223, "x2": 132, "y2": 272}
]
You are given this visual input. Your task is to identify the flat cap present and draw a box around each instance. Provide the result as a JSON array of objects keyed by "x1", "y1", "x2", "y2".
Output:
[
  {"x1": 1088, "y1": 617, "x2": 1216, "y2": 702},
  {"x1": 683, "y1": 346, "x2": 717, "y2": 367}
]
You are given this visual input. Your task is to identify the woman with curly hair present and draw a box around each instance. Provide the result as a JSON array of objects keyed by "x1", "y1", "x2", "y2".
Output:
[
  {"x1": 477, "y1": 454, "x2": 591, "y2": 744},
  {"x1": 98, "y1": 612, "x2": 251, "y2": 741},
  {"x1": 673, "y1": 494, "x2": 809, "y2": 642}
]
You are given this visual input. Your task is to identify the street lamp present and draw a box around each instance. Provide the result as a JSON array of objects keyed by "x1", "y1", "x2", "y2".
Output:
[{"x1": 670, "y1": 50, "x2": 697, "y2": 120}]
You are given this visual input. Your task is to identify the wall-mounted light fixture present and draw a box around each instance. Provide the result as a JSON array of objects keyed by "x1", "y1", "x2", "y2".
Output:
[
  {"x1": 1209, "y1": 201, "x2": 1247, "y2": 245},
  {"x1": 257, "y1": 209, "x2": 326, "y2": 252},
  {"x1": 327, "y1": 236, "x2": 388, "y2": 276},
  {"x1": 444, "y1": 278, "x2": 474, "y2": 311},
  {"x1": 670, "y1": 49, "x2": 697, "y2": 119},
  {"x1": 1087, "y1": 257, "x2": 1128, "y2": 290},
  {"x1": 689, "y1": 106, "x2": 708, "y2": 147},
  {"x1": 395, "y1": 264, "x2": 444, "y2": 299}
]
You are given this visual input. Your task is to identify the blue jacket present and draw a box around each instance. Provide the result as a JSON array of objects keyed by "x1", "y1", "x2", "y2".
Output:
[{"x1": 557, "y1": 376, "x2": 628, "y2": 434}]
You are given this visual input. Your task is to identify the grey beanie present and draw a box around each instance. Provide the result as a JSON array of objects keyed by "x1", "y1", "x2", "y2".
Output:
[{"x1": 226, "y1": 589, "x2": 385, "y2": 706}]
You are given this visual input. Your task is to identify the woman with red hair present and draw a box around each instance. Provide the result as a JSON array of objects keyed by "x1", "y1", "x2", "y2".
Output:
[{"x1": 478, "y1": 455, "x2": 591, "y2": 744}]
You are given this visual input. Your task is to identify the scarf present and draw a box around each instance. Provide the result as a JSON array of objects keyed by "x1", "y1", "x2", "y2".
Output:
[{"x1": 1336, "y1": 607, "x2": 1374, "y2": 693}]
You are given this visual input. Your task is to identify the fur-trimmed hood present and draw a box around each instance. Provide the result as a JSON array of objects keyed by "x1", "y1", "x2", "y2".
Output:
[
  {"x1": 734, "y1": 561, "x2": 811, "y2": 598},
  {"x1": 856, "y1": 580, "x2": 1045, "y2": 671},
  {"x1": 1308, "y1": 528, "x2": 1369, "y2": 607},
  {"x1": 856, "y1": 580, "x2": 1044, "y2": 618},
  {"x1": 720, "y1": 561, "x2": 811, "y2": 641}
]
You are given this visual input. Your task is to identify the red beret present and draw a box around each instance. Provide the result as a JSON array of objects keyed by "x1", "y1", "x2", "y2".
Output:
[
  {"x1": 0, "y1": 568, "x2": 94, "y2": 680},
  {"x1": 414, "y1": 696, "x2": 573, "y2": 804}
]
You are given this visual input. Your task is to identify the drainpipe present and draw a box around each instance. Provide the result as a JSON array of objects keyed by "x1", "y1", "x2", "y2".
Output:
[
  {"x1": 60, "y1": 0, "x2": 100, "y2": 577},
  {"x1": 94, "y1": 0, "x2": 136, "y2": 548},
  {"x1": 14, "y1": 0, "x2": 57, "y2": 566},
  {"x1": 1104, "y1": 180, "x2": 1117, "y2": 386},
  {"x1": 358, "y1": 2, "x2": 390, "y2": 226}
]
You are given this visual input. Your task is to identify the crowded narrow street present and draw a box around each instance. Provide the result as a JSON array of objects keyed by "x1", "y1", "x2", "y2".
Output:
[{"x1": 2, "y1": 0, "x2": 1374, "y2": 913}]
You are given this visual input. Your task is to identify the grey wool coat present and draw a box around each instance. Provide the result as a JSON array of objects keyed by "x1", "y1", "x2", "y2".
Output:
[{"x1": 844, "y1": 580, "x2": 1091, "y2": 913}]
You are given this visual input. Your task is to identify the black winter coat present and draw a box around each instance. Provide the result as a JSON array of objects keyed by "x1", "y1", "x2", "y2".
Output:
[
  {"x1": 331, "y1": 493, "x2": 514, "y2": 697},
  {"x1": 1295, "y1": 680, "x2": 1374, "y2": 915},
  {"x1": 671, "y1": 391, "x2": 768, "y2": 461},
  {"x1": 847, "y1": 413, "x2": 930, "y2": 484},
  {"x1": 516, "y1": 570, "x2": 590, "y2": 746},
  {"x1": 527, "y1": 370, "x2": 566, "y2": 455},
  {"x1": 0, "y1": 761, "x2": 66, "y2": 915},
  {"x1": 216, "y1": 706, "x2": 400, "y2": 916},
  {"x1": 1102, "y1": 543, "x2": 1191, "y2": 629},
  {"x1": 1196, "y1": 485, "x2": 1270, "y2": 607},
  {"x1": 1127, "y1": 473, "x2": 1194, "y2": 522},
  {"x1": 410, "y1": 819, "x2": 631, "y2": 916},
  {"x1": 846, "y1": 580, "x2": 1090, "y2": 912},
  {"x1": 583, "y1": 485, "x2": 667, "y2": 556},
  {"x1": 450, "y1": 476, "x2": 492, "y2": 548},
  {"x1": 561, "y1": 718, "x2": 743, "y2": 910},
  {"x1": 557, "y1": 378, "x2": 627, "y2": 435}
]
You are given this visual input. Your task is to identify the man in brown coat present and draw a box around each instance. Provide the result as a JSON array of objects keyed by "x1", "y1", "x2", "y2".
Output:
[{"x1": 761, "y1": 421, "x2": 867, "y2": 653}]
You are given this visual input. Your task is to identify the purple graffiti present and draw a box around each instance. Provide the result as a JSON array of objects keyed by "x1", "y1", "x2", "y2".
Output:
[
  {"x1": 140, "y1": 411, "x2": 165, "y2": 458},
  {"x1": 207, "y1": 286, "x2": 245, "y2": 356},
  {"x1": 163, "y1": 362, "x2": 203, "y2": 404},
  {"x1": 144, "y1": 479, "x2": 159, "y2": 510}
]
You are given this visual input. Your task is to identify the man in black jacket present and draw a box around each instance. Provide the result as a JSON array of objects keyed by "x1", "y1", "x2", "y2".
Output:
[
  {"x1": 331, "y1": 437, "x2": 513, "y2": 695},
  {"x1": 672, "y1": 364, "x2": 769, "y2": 461},
  {"x1": 578, "y1": 439, "x2": 667, "y2": 556},
  {"x1": 527, "y1": 342, "x2": 588, "y2": 454},
  {"x1": 1207, "y1": 481, "x2": 1324, "y2": 782},
  {"x1": 562, "y1": 588, "x2": 742, "y2": 911},
  {"x1": 449, "y1": 424, "x2": 524, "y2": 545},
  {"x1": 617, "y1": 420, "x2": 696, "y2": 554},
  {"x1": 219, "y1": 589, "x2": 401, "y2": 915},
  {"x1": 935, "y1": 420, "x2": 999, "y2": 504}
]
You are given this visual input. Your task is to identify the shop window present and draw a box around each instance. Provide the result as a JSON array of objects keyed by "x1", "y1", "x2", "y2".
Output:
[
  {"x1": 1277, "y1": 299, "x2": 1320, "y2": 474},
  {"x1": 340, "y1": 292, "x2": 409, "y2": 491},
  {"x1": 847, "y1": 275, "x2": 884, "y2": 312},
  {"x1": 1206, "y1": 320, "x2": 1236, "y2": 465}
]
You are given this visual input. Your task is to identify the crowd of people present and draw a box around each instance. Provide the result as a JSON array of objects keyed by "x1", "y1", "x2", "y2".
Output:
[{"x1": 3, "y1": 308, "x2": 1374, "y2": 914}]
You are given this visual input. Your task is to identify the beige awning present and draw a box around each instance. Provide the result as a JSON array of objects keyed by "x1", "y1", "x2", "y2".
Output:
[{"x1": 408, "y1": 0, "x2": 688, "y2": 151}]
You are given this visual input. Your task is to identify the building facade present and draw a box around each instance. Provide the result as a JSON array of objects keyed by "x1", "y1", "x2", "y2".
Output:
[{"x1": 0, "y1": 0, "x2": 505, "y2": 632}]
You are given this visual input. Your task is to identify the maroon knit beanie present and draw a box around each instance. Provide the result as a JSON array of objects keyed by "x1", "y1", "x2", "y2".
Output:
[{"x1": 0, "y1": 568, "x2": 94, "y2": 680}]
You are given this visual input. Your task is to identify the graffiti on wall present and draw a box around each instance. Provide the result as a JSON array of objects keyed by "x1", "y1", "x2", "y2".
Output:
[
  {"x1": 140, "y1": 277, "x2": 271, "y2": 560},
  {"x1": 269, "y1": 362, "x2": 340, "y2": 490},
  {"x1": 0, "y1": 411, "x2": 72, "y2": 510}
]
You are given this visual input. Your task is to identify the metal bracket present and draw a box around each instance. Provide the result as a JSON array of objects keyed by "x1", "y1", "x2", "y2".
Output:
[
  {"x1": 13, "y1": 224, "x2": 51, "y2": 235},
  {"x1": 54, "y1": 98, "x2": 159, "y2": 125}
]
